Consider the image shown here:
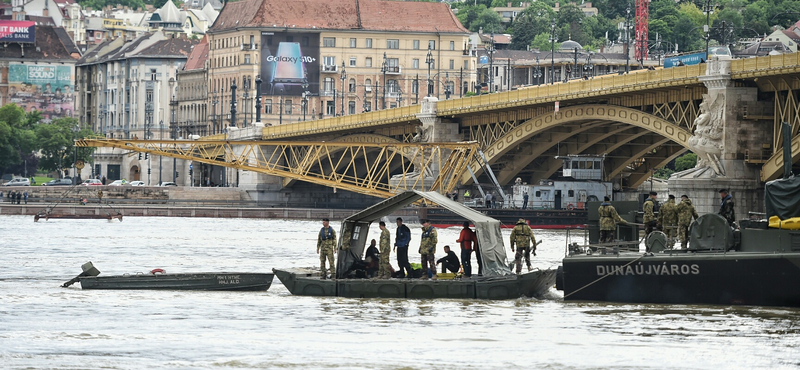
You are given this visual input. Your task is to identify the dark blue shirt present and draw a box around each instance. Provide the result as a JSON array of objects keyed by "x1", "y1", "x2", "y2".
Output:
[{"x1": 395, "y1": 224, "x2": 411, "y2": 248}]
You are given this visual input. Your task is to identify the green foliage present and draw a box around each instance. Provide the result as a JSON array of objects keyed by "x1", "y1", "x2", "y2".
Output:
[
  {"x1": 653, "y1": 167, "x2": 674, "y2": 179},
  {"x1": 509, "y1": 3, "x2": 556, "y2": 49},
  {"x1": 0, "y1": 104, "x2": 37, "y2": 174},
  {"x1": 675, "y1": 153, "x2": 698, "y2": 171},
  {"x1": 78, "y1": 0, "x2": 147, "y2": 11},
  {"x1": 456, "y1": 4, "x2": 504, "y2": 33},
  {"x1": 35, "y1": 117, "x2": 95, "y2": 174}
]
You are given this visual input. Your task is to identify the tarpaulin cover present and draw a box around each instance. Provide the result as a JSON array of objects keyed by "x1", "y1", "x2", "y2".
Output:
[{"x1": 765, "y1": 176, "x2": 800, "y2": 220}]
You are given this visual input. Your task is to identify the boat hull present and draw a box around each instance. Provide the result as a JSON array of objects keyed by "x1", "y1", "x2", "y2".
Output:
[
  {"x1": 273, "y1": 268, "x2": 556, "y2": 300},
  {"x1": 78, "y1": 272, "x2": 274, "y2": 291},
  {"x1": 559, "y1": 252, "x2": 800, "y2": 307}
]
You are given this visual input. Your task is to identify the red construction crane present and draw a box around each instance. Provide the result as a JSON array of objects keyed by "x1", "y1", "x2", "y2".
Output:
[{"x1": 634, "y1": 0, "x2": 650, "y2": 63}]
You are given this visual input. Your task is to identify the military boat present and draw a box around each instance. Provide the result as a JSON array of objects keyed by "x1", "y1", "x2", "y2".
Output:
[
  {"x1": 62, "y1": 262, "x2": 274, "y2": 291},
  {"x1": 273, "y1": 190, "x2": 557, "y2": 300},
  {"x1": 555, "y1": 124, "x2": 800, "y2": 307}
]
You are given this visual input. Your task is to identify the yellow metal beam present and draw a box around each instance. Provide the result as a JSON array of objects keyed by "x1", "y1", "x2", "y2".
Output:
[{"x1": 75, "y1": 138, "x2": 481, "y2": 198}]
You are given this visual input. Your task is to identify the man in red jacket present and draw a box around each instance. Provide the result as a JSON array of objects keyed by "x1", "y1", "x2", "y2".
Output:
[{"x1": 456, "y1": 221, "x2": 478, "y2": 277}]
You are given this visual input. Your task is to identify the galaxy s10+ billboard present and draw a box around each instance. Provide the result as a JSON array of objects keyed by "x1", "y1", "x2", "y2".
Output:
[{"x1": 261, "y1": 32, "x2": 320, "y2": 96}]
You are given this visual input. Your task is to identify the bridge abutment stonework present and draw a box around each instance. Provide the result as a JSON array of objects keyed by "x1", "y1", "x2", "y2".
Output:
[{"x1": 670, "y1": 57, "x2": 767, "y2": 216}]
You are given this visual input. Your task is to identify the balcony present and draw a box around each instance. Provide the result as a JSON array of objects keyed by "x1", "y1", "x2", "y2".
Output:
[
  {"x1": 322, "y1": 65, "x2": 338, "y2": 73},
  {"x1": 125, "y1": 103, "x2": 130, "y2": 111},
  {"x1": 240, "y1": 43, "x2": 258, "y2": 50},
  {"x1": 384, "y1": 65, "x2": 402, "y2": 74}
]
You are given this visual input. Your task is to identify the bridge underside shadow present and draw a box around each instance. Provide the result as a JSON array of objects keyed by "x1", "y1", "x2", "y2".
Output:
[{"x1": 467, "y1": 105, "x2": 691, "y2": 189}]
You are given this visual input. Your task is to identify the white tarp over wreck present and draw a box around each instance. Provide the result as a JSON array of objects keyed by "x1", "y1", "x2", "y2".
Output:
[{"x1": 336, "y1": 190, "x2": 512, "y2": 278}]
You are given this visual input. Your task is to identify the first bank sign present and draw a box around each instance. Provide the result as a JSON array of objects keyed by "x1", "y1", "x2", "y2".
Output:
[{"x1": 0, "y1": 21, "x2": 35, "y2": 44}]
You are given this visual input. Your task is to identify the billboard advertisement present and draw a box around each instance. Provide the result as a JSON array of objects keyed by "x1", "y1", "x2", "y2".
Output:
[
  {"x1": 260, "y1": 32, "x2": 320, "y2": 96},
  {"x1": 7, "y1": 64, "x2": 74, "y2": 120},
  {"x1": 0, "y1": 21, "x2": 35, "y2": 43}
]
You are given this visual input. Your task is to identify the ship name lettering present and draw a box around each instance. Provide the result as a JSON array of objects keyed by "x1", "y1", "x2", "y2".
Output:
[
  {"x1": 596, "y1": 264, "x2": 700, "y2": 276},
  {"x1": 217, "y1": 275, "x2": 241, "y2": 284}
]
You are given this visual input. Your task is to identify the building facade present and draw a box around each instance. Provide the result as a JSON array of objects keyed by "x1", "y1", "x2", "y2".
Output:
[
  {"x1": 75, "y1": 32, "x2": 198, "y2": 184},
  {"x1": 201, "y1": 0, "x2": 476, "y2": 129}
]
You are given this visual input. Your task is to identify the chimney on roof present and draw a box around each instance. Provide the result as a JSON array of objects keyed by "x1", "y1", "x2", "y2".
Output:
[{"x1": 507, "y1": 2, "x2": 511, "y2": 7}]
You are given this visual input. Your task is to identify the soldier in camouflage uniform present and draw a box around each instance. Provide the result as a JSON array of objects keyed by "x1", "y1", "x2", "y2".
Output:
[
  {"x1": 598, "y1": 196, "x2": 627, "y2": 243},
  {"x1": 676, "y1": 195, "x2": 699, "y2": 249},
  {"x1": 316, "y1": 218, "x2": 337, "y2": 279},
  {"x1": 419, "y1": 219, "x2": 438, "y2": 280},
  {"x1": 643, "y1": 191, "x2": 658, "y2": 236},
  {"x1": 378, "y1": 221, "x2": 392, "y2": 279},
  {"x1": 659, "y1": 194, "x2": 678, "y2": 241},
  {"x1": 718, "y1": 189, "x2": 736, "y2": 227},
  {"x1": 510, "y1": 218, "x2": 536, "y2": 274}
]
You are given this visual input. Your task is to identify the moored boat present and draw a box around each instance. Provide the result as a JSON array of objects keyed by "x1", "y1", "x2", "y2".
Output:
[
  {"x1": 35, "y1": 212, "x2": 123, "y2": 222},
  {"x1": 63, "y1": 262, "x2": 274, "y2": 291},
  {"x1": 273, "y1": 190, "x2": 557, "y2": 300}
]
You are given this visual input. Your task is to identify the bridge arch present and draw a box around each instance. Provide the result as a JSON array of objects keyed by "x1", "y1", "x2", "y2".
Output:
[{"x1": 466, "y1": 105, "x2": 692, "y2": 186}]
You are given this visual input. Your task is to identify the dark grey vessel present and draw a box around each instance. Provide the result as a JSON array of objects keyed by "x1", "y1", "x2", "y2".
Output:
[
  {"x1": 274, "y1": 190, "x2": 557, "y2": 300},
  {"x1": 64, "y1": 262, "x2": 274, "y2": 291}
]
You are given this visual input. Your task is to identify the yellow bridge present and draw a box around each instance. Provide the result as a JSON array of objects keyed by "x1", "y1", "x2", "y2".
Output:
[{"x1": 84, "y1": 53, "x2": 800, "y2": 196}]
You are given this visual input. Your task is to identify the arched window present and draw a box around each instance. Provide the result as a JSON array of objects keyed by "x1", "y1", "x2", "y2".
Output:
[
  {"x1": 349, "y1": 78, "x2": 355, "y2": 93},
  {"x1": 365, "y1": 79, "x2": 372, "y2": 92}
]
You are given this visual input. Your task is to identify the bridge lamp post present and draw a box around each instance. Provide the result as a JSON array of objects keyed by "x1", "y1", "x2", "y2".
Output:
[
  {"x1": 548, "y1": 19, "x2": 557, "y2": 85},
  {"x1": 242, "y1": 87, "x2": 249, "y2": 128},
  {"x1": 444, "y1": 72, "x2": 451, "y2": 100},
  {"x1": 71, "y1": 123, "x2": 79, "y2": 184},
  {"x1": 340, "y1": 61, "x2": 346, "y2": 117},
  {"x1": 488, "y1": 32, "x2": 495, "y2": 93},
  {"x1": 170, "y1": 90, "x2": 177, "y2": 184},
  {"x1": 702, "y1": 0, "x2": 714, "y2": 60},
  {"x1": 425, "y1": 46, "x2": 434, "y2": 97},
  {"x1": 363, "y1": 88, "x2": 369, "y2": 112},
  {"x1": 255, "y1": 76, "x2": 262, "y2": 124},
  {"x1": 583, "y1": 52, "x2": 594, "y2": 78},
  {"x1": 624, "y1": 5, "x2": 633, "y2": 74},
  {"x1": 381, "y1": 52, "x2": 388, "y2": 109},
  {"x1": 533, "y1": 57, "x2": 542, "y2": 85},
  {"x1": 211, "y1": 90, "x2": 218, "y2": 135},
  {"x1": 301, "y1": 80, "x2": 309, "y2": 121},
  {"x1": 279, "y1": 88, "x2": 283, "y2": 125},
  {"x1": 230, "y1": 80, "x2": 237, "y2": 128}
]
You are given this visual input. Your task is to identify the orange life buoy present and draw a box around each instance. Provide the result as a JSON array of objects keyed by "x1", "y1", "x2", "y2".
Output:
[
  {"x1": 567, "y1": 203, "x2": 575, "y2": 210},
  {"x1": 150, "y1": 268, "x2": 166, "y2": 275}
]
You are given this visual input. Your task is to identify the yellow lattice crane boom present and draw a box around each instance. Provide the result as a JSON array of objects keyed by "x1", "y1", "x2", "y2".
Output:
[{"x1": 75, "y1": 138, "x2": 481, "y2": 198}]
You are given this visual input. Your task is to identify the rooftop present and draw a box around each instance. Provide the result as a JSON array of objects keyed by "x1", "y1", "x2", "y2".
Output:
[
  {"x1": 212, "y1": 0, "x2": 468, "y2": 34},
  {"x1": 0, "y1": 25, "x2": 80, "y2": 61}
]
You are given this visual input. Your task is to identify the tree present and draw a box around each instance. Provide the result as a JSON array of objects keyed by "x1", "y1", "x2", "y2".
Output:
[
  {"x1": 675, "y1": 153, "x2": 698, "y2": 171},
  {"x1": 530, "y1": 32, "x2": 558, "y2": 52},
  {"x1": 0, "y1": 104, "x2": 37, "y2": 175},
  {"x1": 35, "y1": 117, "x2": 95, "y2": 176},
  {"x1": 509, "y1": 3, "x2": 555, "y2": 49}
]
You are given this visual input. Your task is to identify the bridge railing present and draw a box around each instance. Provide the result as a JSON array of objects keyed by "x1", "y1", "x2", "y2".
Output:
[
  {"x1": 260, "y1": 105, "x2": 419, "y2": 139},
  {"x1": 731, "y1": 52, "x2": 800, "y2": 74},
  {"x1": 438, "y1": 65, "x2": 706, "y2": 114}
]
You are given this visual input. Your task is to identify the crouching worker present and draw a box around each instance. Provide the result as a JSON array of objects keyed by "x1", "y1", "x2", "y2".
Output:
[{"x1": 436, "y1": 245, "x2": 460, "y2": 274}]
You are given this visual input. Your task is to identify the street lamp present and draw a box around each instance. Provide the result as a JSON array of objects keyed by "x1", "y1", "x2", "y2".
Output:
[
  {"x1": 230, "y1": 79, "x2": 237, "y2": 128},
  {"x1": 702, "y1": 0, "x2": 714, "y2": 60},
  {"x1": 255, "y1": 76, "x2": 262, "y2": 124},
  {"x1": 381, "y1": 52, "x2": 388, "y2": 109},
  {"x1": 583, "y1": 51, "x2": 595, "y2": 78},
  {"x1": 211, "y1": 89, "x2": 218, "y2": 134},
  {"x1": 301, "y1": 80, "x2": 309, "y2": 121},
  {"x1": 548, "y1": 19, "x2": 558, "y2": 85},
  {"x1": 340, "y1": 60, "x2": 346, "y2": 117},
  {"x1": 242, "y1": 86, "x2": 249, "y2": 127},
  {"x1": 444, "y1": 72, "x2": 451, "y2": 99},
  {"x1": 488, "y1": 33, "x2": 495, "y2": 92},
  {"x1": 425, "y1": 46, "x2": 434, "y2": 97},
  {"x1": 624, "y1": 5, "x2": 633, "y2": 74},
  {"x1": 533, "y1": 56, "x2": 542, "y2": 85},
  {"x1": 279, "y1": 88, "x2": 284, "y2": 125},
  {"x1": 71, "y1": 123, "x2": 79, "y2": 185}
]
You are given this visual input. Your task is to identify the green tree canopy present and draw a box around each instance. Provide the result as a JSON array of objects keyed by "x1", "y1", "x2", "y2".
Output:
[
  {"x1": 0, "y1": 104, "x2": 37, "y2": 175},
  {"x1": 35, "y1": 117, "x2": 95, "y2": 175}
]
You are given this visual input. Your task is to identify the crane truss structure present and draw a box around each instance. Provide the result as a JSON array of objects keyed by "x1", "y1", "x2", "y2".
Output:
[
  {"x1": 635, "y1": 0, "x2": 650, "y2": 62},
  {"x1": 75, "y1": 138, "x2": 483, "y2": 198}
]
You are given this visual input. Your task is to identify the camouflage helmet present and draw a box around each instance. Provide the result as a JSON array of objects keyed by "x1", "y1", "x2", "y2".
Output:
[{"x1": 516, "y1": 218, "x2": 527, "y2": 225}]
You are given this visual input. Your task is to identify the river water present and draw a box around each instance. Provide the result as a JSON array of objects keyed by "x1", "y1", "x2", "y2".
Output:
[{"x1": 1, "y1": 215, "x2": 799, "y2": 369}]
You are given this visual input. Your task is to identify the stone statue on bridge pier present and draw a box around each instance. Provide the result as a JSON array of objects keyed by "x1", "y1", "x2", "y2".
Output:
[{"x1": 687, "y1": 94, "x2": 725, "y2": 176}]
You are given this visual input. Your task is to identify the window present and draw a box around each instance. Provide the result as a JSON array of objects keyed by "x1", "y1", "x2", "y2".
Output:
[
  {"x1": 366, "y1": 38, "x2": 372, "y2": 48},
  {"x1": 413, "y1": 40, "x2": 419, "y2": 50},
  {"x1": 428, "y1": 40, "x2": 435, "y2": 50},
  {"x1": 365, "y1": 57, "x2": 372, "y2": 67},
  {"x1": 349, "y1": 57, "x2": 357, "y2": 67},
  {"x1": 387, "y1": 58, "x2": 399, "y2": 72},
  {"x1": 412, "y1": 80, "x2": 418, "y2": 94},
  {"x1": 449, "y1": 41, "x2": 455, "y2": 50},
  {"x1": 323, "y1": 56, "x2": 336, "y2": 66},
  {"x1": 412, "y1": 59, "x2": 419, "y2": 69},
  {"x1": 244, "y1": 54, "x2": 251, "y2": 64},
  {"x1": 348, "y1": 101, "x2": 356, "y2": 114},
  {"x1": 535, "y1": 191, "x2": 541, "y2": 197},
  {"x1": 302, "y1": 36, "x2": 309, "y2": 46},
  {"x1": 250, "y1": 35, "x2": 254, "y2": 45},
  {"x1": 446, "y1": 81, "x2": 455, "y2": 95},
  {"x1": 284, "y1": 99, "x2": 292, "y2": 114},
  {"x1": 350, "y1": 38, "x2": 356, "y2": 48},
  {"x1": 323, "y1": 77, "x2": 334, "y2": 92},
  {"x1": 387, "y1": 79, "x2": 399, "y2": 93},
  {"x1": 264, "y1": 99, "x2": 272, "y2": 114},
  {"x1": 464, "y1": 60, "x2": 470, "y2": 70},
  {"x1": 349, "y1": 78, "x2": 355, "y2": 93},
  {"x1": 568, "y1": 190, "x2": 575, "y2": 198},
  {"x1": 449, "y1": 59, "x2": 454, "y2": 69},
  {"x1": 365, "y1": 79, "x2": 372, "y2": 91},
  {"x1": 387, "y1": 39, "x2": 399, "y2": 49},
  {"x1": 323, "y1": 37, "x2": 336, "y2": 47},
  {"x1": 326, "y1": 101, "x2": 335, "y2": 115}
]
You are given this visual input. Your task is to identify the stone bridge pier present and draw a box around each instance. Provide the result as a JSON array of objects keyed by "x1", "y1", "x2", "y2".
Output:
[{"x1": 669, "y1": 57, "x2": 772, "y2": 216}]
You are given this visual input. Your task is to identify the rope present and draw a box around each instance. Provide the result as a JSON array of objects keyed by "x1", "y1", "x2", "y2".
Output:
[
  {"x1": 37, "y1": 183, "x2": 81, "y2": 215},
  {"x1": 563, "y1": 253, "x2": 648, "y2": 299}
]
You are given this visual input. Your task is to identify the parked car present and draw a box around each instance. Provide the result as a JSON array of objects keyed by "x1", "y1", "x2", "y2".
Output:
[
  {"x1": 81, "y1": 179, "x2": 103, "y2": 186},
  {"x1": 3, "y1": 178, "x2": 31, "y2": 186},
  {"x1": 129, "y1": 181, "x2": 145, "y2": 186},
  {"x1": 42, "y1": 178, "x2": 74, "y2": 186},
  {"x1": 158, "y1": 182, "x2": 178, "y2": 187},
  {"x1": 108, "y1": 179, "x2": 128, "y2": 186}
]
